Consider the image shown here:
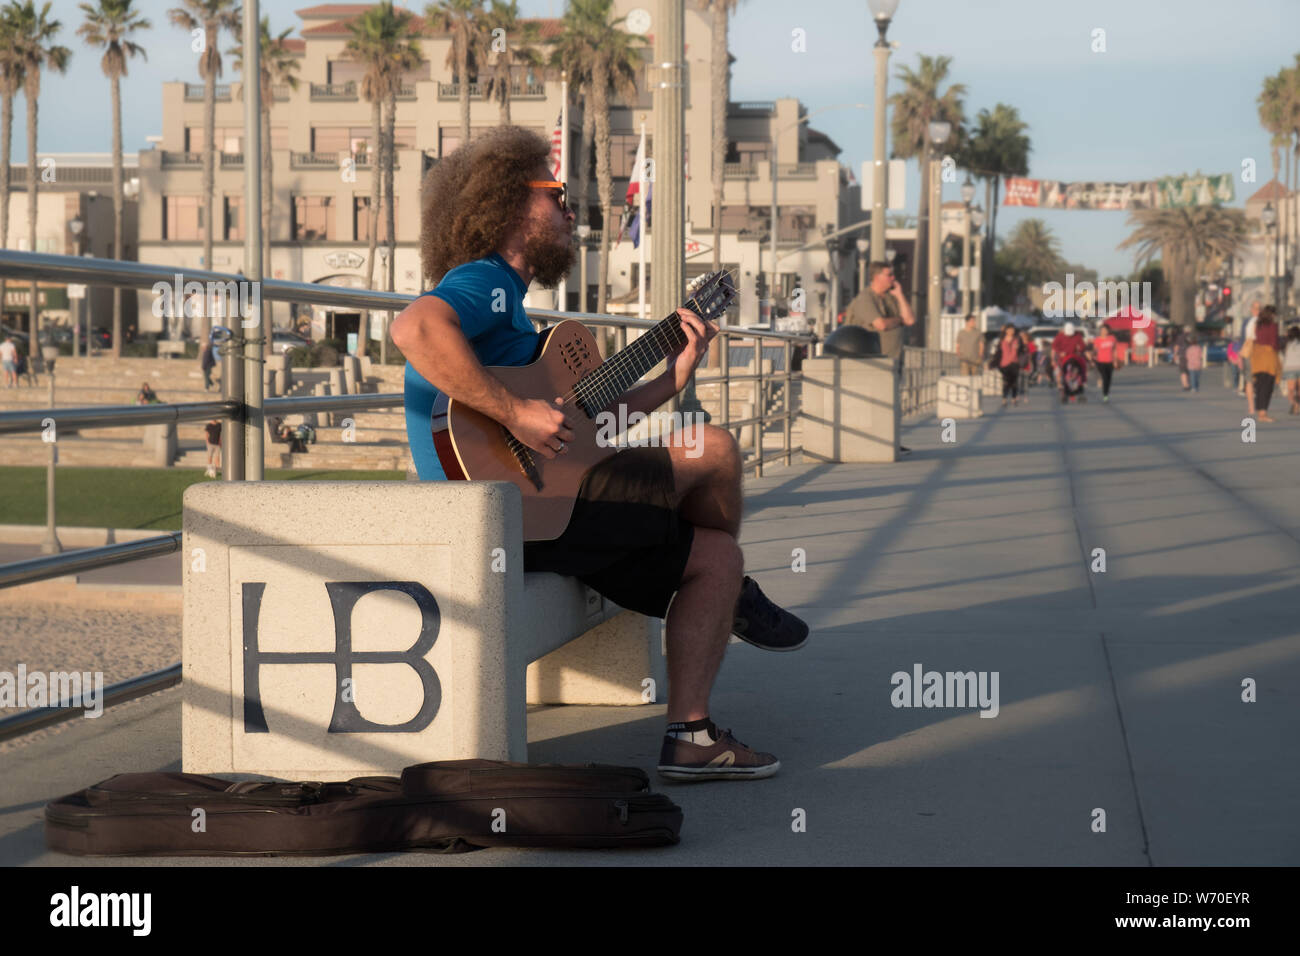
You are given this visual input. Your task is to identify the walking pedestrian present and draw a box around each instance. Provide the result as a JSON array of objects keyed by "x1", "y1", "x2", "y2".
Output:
[
  {"x1": 1092, "y1": 323, "x2": 1118, "y2": 401},
  {"x1": 990, "y1": 323, "x2": 1024, "y2": 406},
  {"x1": 1174, "y1": 326, "x2": 1191, "y2": 390},
  {"x1": 1241, "y1": 300, "x2": 1261, "y2": 412},
  {"x1": 1282, "y1": 325, "x2": 1300, "y2": 415},
  {"x1": 955, "y1": 312, "x2": 983, "y2": 376},
  {"x1": 204, "y1": 418, "x2": 222, "y2": 477},
  {"x1": 1247, "y1": 306, "x2": 1281, "y2": 423},
  {"x1": 1185, "y1": 328, "x2": 1203, "y2": 392},
  {"x1": 200, "y1": 337, "x2": 217, "y2": 390},
  {"x1": 0, "y1": 335, "x2": 17, "y2": 388}
]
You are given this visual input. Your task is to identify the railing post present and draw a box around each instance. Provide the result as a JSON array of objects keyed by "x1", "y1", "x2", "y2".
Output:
[
  {"x1": 720, "y1": 330, "x2": 731, "y2": 438},
  {"x1": 783, "y1": 340, "x2": 792, "y2": 467},
  {"x1": 222, "y1": 341, "x2": 245, "y2": 480},
  {"x1": 754, "y1": 334, "x2": 765, "y2": 478},
  {"x1": 41, "y1": 369, "x2": 61, "y2": 554}
]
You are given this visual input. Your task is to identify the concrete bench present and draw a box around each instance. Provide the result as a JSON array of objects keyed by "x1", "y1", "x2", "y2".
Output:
[
  {"x1": 800, "y1": 356, "x2": 899, "y2": 462},
  {"x1": 157, "y1": 341, "x2": 187, "y2": 359},
  {"x1": 182, "y1": 481, "x2": 663, "y2": 779}
]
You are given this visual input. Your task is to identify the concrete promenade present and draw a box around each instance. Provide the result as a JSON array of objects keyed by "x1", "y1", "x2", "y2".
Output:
[{"x1": 1, "y1": 367, "x2": 1297, "y2": 865}]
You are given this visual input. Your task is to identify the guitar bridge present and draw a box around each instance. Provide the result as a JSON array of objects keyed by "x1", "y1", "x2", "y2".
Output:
[{"x1": 501, "y1": 426, "x2": 543, "y2": 491}]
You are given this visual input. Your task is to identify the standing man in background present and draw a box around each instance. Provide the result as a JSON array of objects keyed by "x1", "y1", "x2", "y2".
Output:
[
  {"x1": 844, "y1": 261, "x2": 918, "y2": 454},
  {"x1": 955, "y1": 313, "x2": 983, "y2": 376}
]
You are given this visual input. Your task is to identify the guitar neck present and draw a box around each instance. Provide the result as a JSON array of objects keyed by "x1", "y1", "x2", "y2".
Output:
[{"x1": 572, "y1": 305, "x2": 693, "y2": 416}]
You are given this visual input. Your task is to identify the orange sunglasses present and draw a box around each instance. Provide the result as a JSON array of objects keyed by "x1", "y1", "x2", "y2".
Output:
[{"x1": 528, "y1": 180, "x2": 569, "y2": 211}]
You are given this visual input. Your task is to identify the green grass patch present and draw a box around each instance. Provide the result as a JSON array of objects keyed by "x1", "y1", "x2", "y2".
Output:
[{"x1": 0, "y1": 466, "x2": 406, "y2": 531}]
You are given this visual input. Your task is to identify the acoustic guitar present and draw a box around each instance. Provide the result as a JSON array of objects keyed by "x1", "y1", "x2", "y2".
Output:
[{"x1": 431, "y1": 270, "x2": 739, "y2": 541}]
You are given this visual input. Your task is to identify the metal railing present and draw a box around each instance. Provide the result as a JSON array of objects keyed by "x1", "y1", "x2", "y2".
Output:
[
  {"x1": 900, "y1": 346, "x2": 964, "y2": 418},
  {"x1": 0, "y1": 250, "x2": 811, "y2": 736}
]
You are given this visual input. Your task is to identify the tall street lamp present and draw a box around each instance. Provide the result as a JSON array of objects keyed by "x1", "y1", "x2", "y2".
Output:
[
  {"x1": 960, "y1": 177, "x2": 975, "y2": 317},
  {"x1": 1263, "y1": 201, "x2": 1277, "y2": 307},
  {"x1": 970, "y1": 206, "x2": 985, "y2": 315},
  {"x1": 867, "y1": 0, "x2": 899, "y2": 266},
  {"x1": 856, "y1": 236, "x2": 870, "y2": 294},
  {"x1": 576, "y1": 224, "x2": 591, "y2": 314},
  {"x1": 926, "y1": 119, "x2": 951, "y2": 347}
]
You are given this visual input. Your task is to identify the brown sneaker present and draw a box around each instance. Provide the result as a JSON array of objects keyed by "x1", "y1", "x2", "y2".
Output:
[{"x1": 657, "y1": 728, "x2": 780, "y2": 781}]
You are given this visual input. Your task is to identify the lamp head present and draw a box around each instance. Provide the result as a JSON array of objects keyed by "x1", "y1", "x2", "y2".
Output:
[
  {"x1": 961, "y1": 178, "x2": 976, "y2": 204},
  {"x1": 928, "y1": 120, "x2": 951, "y2": 145}
]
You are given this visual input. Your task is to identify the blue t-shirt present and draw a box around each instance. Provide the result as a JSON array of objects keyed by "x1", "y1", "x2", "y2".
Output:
[{"x1": 404, "y1": 253, "x2": 540, "y2": 479}]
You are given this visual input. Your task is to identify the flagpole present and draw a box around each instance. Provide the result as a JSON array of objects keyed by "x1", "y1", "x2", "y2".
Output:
[
  {"x1": 558, "y1": 73, "x2": 569, "y2": 311},
  {"x1": 638, "y1": 121, "x2": 647, "y2": 321}
]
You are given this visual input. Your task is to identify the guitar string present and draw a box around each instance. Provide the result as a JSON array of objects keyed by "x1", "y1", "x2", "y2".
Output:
[{"x1": 498, "y1": 273, "x2": 738, "y2": 458}]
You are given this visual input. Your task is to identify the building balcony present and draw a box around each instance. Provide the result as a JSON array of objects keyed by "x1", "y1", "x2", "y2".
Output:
[
  {"x1": 437, "y1": 81, "x2": 547, "y2": 100},
  {"x1": 292, "y1": 151, "x2": 344, "y2": 168},
  {"x1": 310, "y1": 82, "x2": 357, "y2": 101},
  {"x1": 777, "y1": 162, "x2": 818, "y2": 179},
  {"x1": 161, "y1": 151, "x2": 203, "y2": 167},
  {"x1": 272, "y1": 85, "x2": 293, "y2": 101},
  {"x1": 724, "y1": 161, "x2": 760, "y2": 180},
  {"x1": 184, "y1": 83, "x2": 231, "y2": 101},
  {"x1": 220, "y1": 152, "x2": 243, "y2": 167}
]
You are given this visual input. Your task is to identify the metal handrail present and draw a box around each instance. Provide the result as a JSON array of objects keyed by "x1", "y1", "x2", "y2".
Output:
[
  {"x1": 0, "y1": 532, "x2": 182, "y2": 589},
  {"x1": 0, "y1": 662, "x2": 182, "y2": 742}
]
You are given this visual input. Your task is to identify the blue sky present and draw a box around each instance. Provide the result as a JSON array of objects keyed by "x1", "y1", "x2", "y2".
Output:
[{"x1": 16, "y1": 0, "x2": 1300, "y2": 276}]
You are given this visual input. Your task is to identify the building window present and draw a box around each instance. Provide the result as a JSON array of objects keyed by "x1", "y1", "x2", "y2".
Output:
[
  {"x1": 354, "y1": 196, "x2": 400, "y2": 242},
  {"x1": 292, "y1": 196, "x2": 333, "y2": 240},
  {"x1": 328, "y1": 59, "x2": 428, "y2": 85},
  {"x1": 315, "y1": 126, "x2": 416, "y2": 158},
  {"x1": 718, "y1": 204, "x2": 815, "y2": 241},
  {"x1": 163, "y1": 195, "x2": 204, "y2": 240},
  {"x1": 186, "y1": 127, "x2": 242, "y2": 152},
  {"x1": 729, "y1": 141, "x2": 770, "y2": 165},
  {"x1": 609, "y1": 133, "x2": 648, "y2": 179},
  {"x1": 225, "y1": 195, "x2": 243, "y2": 241}
]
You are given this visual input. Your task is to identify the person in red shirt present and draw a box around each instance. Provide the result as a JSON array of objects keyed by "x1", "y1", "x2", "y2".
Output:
[
  {"x1": 1092, "y1": 324, "x2": 1118, "y2": 402},
  {"x1": 1051, "y1": 322, "x2": 1089, "y2": 403}
]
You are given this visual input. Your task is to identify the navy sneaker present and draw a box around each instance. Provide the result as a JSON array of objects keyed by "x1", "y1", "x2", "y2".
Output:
[{"x1": 731, "y1": 576, "x2": 809, "y2": 651}]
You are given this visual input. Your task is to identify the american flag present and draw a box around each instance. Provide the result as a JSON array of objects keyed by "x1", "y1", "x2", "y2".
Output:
[{"x1": 550, "y1": 113, "x2": 563, "y2": 180}]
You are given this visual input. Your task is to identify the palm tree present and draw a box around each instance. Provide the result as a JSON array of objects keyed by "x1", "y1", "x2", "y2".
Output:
[
  {"x1": 345, "y1": 3, "x2": 399, "y2": 293},
  {"x1": 1119, "y1": 206, "x2": 1247, "y2": 328},
  {"x1": 381, "y1": 18, "x2": 422, "y2": 318},
  {"x1": 77, "y1": 0, "x2": 149, "y2": 357},
  {"x1": 231, "y1": 16, "x2": 299, "y2": 282},
  {"x1": 481, "y1": 0, "x2": 542, "y2": 125},
  {"x1": 0, "y1": 6, "x2": 27, "y2": 318},
  {"x1": 549, "y1": 7, "x2": 596, "y2": 306},
  {"x1": 1258, "y1": 69, "x2": 1290, "y2": 289},
  {"x1": 12, "y1": 1, "x2": 71, "y2": 341},
  {"x1": 889, "y1": 53, "x2": 965, "y2": 325},
  {"x1": 425, "y1": 0, "x2": 487, "y2": 149},
  {"x1": 1001, "y1": 218, "x2": 1062, "y2": 285},
  {"x1": 168, "y1": 0, "x2": 239, "y2": 346},
  {"x1": 555, "y1": 0, "x2": 644, "y2": 314},
  {"x1": 957, "y1": 103, "x2": 1030, "y2": 300}
]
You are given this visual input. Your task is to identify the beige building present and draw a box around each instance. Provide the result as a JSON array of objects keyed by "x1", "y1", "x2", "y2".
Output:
[
  {"x1": 136, "y1": 1, "x2": 864, "y2": 338},
  {"x1": 2, "y1": 153, "x2": 140, "y2": 336}
]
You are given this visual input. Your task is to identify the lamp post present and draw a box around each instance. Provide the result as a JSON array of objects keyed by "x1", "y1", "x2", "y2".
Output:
[
  {"x1": 971, "y1": 206, "x2": 985, "y2": 316},
  {"x1": 867, "y1": 0, "x2": 899, "y2": 266},
  {"x1": 856, "y1": 236, "x2": 869, "y2": 294},
  {"x1": 576, "y1": 224, "x2": 591, "y2": 314},
  {"x1": 1263, "y1": 202, "x2": 1277, "y2": 307},
  {"x1": 377, "y1": 246, "x2": 390, "y2": 363},
  {"x1": 824, "y1": 228, "x2": 843, "y2": 339},
  {"x1": 926, "y1": 119, "x2": 951, "y2": 347},
  {"x1": 68, "y1": 215, "x2": 85, "y2": 357},
  {"x1": 960, "y1": 177, "x2": 975, "y2": 317},
  {"x1": 813, "y1": 271, "x2": 830, "y2": 342}
]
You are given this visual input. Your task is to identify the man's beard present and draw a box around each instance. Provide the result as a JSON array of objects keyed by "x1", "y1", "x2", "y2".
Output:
[{"x1": 523, "y1": 217, "x2": 576, "y2": 289}]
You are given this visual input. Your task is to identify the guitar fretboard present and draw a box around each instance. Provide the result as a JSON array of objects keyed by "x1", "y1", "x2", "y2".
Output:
[{"x1": 571, "y1": 308, "x2": 692, "y2": 417}]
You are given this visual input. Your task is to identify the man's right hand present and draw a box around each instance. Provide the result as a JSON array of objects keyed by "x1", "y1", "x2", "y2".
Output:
[{"x1": 507, "y1": 396, "x2": 574, "y2": 459}]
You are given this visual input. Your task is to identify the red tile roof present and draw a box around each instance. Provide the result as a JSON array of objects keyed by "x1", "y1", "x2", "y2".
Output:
[
  {"x1": 298, "y1": 7, "x2": 563, "y2": 39},
  {"x1": 1246, "y1": 179, "x2": 1288, "y2": 203},
  {"x1": 295, "y1": 4, "x2": 375, "y2": 18}
]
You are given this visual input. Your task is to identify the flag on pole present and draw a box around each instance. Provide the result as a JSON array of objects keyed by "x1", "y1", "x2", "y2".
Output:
[
  {"x1": 618, "y1": 130, "x2": 650, "y2": 248},
  {"x1": 549, "y1": 113, "x2": 563, "y2": 180}
]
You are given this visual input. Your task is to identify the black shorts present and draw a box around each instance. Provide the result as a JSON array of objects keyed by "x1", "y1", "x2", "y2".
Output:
[{"x1": 523, "y1": 446, "x2": 694, "y2": 618}]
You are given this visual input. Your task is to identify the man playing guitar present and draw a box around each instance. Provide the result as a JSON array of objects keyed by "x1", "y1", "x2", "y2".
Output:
[{"x1": 392, "y1": 127, "x2": 808, "y2": 781}]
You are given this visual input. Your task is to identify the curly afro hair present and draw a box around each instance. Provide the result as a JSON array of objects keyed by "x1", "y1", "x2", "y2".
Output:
[{"x1": 419, "y1": 126, "x2": 553, "y2": 286}]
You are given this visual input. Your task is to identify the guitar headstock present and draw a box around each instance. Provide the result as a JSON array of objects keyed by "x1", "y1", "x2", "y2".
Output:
[{"x1": 684, "y1": 271, "x2": 739, "y2": 323}]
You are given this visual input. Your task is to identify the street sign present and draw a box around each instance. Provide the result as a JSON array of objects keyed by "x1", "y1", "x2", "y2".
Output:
[
  {"x1": 67, "y1": 284, "x2": 87, "y2": 299},
  {"x1": 860, "y1": 159, "x2": 907, "y2": 211}
]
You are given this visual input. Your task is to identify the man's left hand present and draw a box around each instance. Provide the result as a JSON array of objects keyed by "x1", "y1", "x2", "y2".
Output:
[{"x1": 666, "y1": 307, "x2": 718, "y2": 392}]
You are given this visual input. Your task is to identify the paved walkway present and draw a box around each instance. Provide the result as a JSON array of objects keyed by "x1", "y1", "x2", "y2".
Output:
[{"x1": 2, "y1": 367, "x2": 1297, "y2": 865}]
